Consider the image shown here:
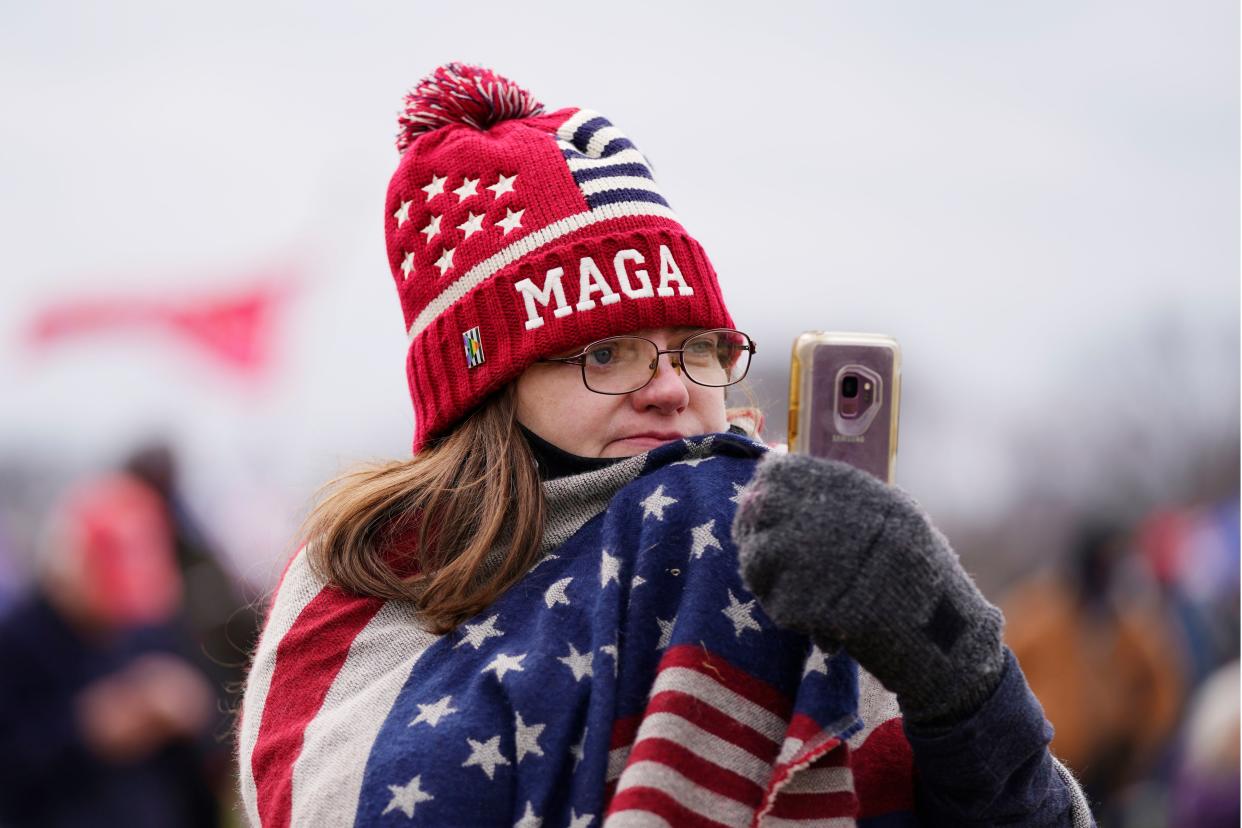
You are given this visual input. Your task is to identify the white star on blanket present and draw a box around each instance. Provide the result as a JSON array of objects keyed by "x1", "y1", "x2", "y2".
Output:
[
  {"x1": 455, "y1": 614, "x2": 504, "y2": 649},
  {"x1": 722, "y1": 589, "x2": 763, "y2": 638},
  {"x1": 462, "y1": 735, "x2": 510, "y2": 780},
  {"x1": 383, "y1": 774, "x2": 433, "y2": 818},
  {"x1": 409, "y1": 695, "x2": 458, "y2": 728},
  {"x1": 641, "y1": 485, "x2": 678, "y2": 520}
]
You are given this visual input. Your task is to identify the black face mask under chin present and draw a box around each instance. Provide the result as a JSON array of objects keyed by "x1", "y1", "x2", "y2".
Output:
[{"x1": 516, "y1": 423, "x2": 627, "y2": 481}]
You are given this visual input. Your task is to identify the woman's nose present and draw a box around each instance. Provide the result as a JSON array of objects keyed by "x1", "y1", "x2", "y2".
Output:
[{"x1": 631, "y1": 352, "x2": 690, "y2": 414}]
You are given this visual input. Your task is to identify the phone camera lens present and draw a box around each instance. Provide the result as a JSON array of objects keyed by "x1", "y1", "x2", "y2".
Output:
[{"x1": 842, "y1": 375, "x2": 859, "y2": 398}]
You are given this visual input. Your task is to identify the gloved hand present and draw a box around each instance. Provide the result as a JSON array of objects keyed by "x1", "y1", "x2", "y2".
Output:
[{"x1": 732, "y1": 452, "x2": 1005, "y2": 725}]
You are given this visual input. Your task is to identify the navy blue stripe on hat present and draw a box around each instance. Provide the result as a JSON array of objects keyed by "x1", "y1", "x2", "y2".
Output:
[
  {"x1": 599, "y1": 137, "x2": 635, "y2": 156},
  {"x1": 571, "y1": 116, "x2": 612, "y2": 150},
  {"x1": 586, "y1": 189, "x2": 670, "y2": 210},
  {"x1": 572, "y1": 163, "x2": 654, "y2": 183}
]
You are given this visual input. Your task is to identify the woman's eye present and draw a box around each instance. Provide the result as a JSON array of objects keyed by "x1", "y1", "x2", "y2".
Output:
[
  {"x1": 685, "y1": 338, "x2": 716, "y2": 359},
  {"x1": 587, "y1": 347, "x2": 615, "y2": 366}
]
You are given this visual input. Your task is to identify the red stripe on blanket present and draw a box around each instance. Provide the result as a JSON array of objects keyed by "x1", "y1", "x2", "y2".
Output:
[
  {"x1": 765, "y1": 789, "x2": 858, "y2": 820},
  {"x1": 626, "y1": 736, "x2": 766, "y2": 806},
  {"x1": 251, "y1": 588, "x2": 384, "y2": 828},
  {"x1": 853, "y1": 718, "x2": 915, "y2": 817},
  {"x1": 757, "y1": 736, "x2": 849, "y2": 826},
  {"x1": 646, "y1": 689, "x2": 782, "y2": 763},
  {"x1": 660, "y1": 644, "x2": 793, "y2": 718},
  {"x1": 608, "y1": 786, "x2": 737, "y2": 828}
]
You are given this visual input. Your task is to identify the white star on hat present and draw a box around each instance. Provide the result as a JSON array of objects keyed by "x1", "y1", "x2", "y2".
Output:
[
  {"x1": 400, "y1": 251, "x2": 415, "y2": 280},
  {"x1": 393, "y1": 199, "x2": 412, "y2": 227},
  {"x1": 487, "y1": 173, "x2": 517, "y2": 198},
  {"x1": 434, "y1": 246, "x2": 455, "y2": 276},
  {"x1": 422, "y1": 175, "x2": 446, "y2": 200},
  {"x1": 453, "y1": 177, "x2": 480, "y2": 201},
  {"x1": 722, "y1": 589, "x2": 763, "y2": 638},
  {"x1": 457, "y1": 211, "x2": 486, "y2": 239},
  {"x1": 462, "y1": 734, "x2": 510, "y2": 780},
  {"x1": 409, "y1": 694, "x2": 458, "y2": 728},
  {"x1": 420, "y1": 213, "x2": 441, "y2": 242},
  {"x1": 496, "y1": 207, "x2": 525, "y2": 235},
  {"x1": 568, "y1": 809, "x2": 594, "y2": 828},
  {"x1": 382, "y1": 775, "x2": 434, "y2": 818}
]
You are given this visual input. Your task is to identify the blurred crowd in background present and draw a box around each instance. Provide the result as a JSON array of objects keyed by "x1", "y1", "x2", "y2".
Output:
[
  {"x1": 0, "y1": 446, "x2": 260, "y2": 825},
  {"x1": 0, "y1": 386, "x2": 1235, "y2": 827},
  {"x1": 2, "y1": 1, "x2": 1237, "y2": 826}
]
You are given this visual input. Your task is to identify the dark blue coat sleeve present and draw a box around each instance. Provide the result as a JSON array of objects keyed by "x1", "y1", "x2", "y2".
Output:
[{"x1": 902, "y1": 647, "x2": 1095, "y2": 827}]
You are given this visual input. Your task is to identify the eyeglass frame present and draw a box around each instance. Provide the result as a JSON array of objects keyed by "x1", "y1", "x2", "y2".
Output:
[{"x1": 537, "y1": 328, "x2": 758, "y2": 396}]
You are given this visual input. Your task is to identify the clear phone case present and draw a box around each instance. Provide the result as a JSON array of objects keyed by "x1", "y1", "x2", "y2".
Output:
[{"x1": 788, "y1": 332, "x2": 902, "y2": 483}]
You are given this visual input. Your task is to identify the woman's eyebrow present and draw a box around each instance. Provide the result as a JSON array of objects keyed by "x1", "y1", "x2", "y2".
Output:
[{"x1": 664, "y1": 326, "x2": 700, "y2": 339}]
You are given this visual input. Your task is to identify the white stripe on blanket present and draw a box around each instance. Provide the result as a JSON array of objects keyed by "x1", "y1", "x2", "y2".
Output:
[
  {"x1": 289, "y1": 599, "x2": 440, "y2": 826},
  {"x1": 237, "y1": 548, "x2": 324, "y2": 826}
]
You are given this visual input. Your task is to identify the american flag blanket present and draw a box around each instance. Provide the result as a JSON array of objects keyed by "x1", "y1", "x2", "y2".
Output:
[{"x1": 239, "y1": 434, "x2": 917, "y2": 827}]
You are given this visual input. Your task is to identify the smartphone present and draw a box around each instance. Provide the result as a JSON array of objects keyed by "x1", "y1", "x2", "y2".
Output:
[{"x1": 788, "y1": 332, "x2": 902, "y2": 483}]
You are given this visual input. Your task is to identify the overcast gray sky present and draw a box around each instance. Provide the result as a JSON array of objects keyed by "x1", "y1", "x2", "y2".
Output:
[{"x1": 2, "y1": 1, "x2": 1236, "y2": 583}]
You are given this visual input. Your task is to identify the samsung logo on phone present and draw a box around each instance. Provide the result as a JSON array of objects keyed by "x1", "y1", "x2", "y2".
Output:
[{"x1": 832, "y1": 435, "x2": 866, "y2": 443}]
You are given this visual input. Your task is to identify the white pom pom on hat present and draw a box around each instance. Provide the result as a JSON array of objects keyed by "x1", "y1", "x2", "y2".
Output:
[{"x1": 396, "y1": 62, "x2": 545, "y2": 152}]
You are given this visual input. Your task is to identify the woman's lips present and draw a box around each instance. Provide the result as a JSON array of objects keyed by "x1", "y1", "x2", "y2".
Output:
[{"x1": 611, "y1": 432, "x2": 685, "y2": 449}]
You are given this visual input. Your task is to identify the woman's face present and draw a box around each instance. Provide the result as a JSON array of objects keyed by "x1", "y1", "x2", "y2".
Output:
[{"x1": 515, "y1": 326, "x2": 730, "y2": 458}]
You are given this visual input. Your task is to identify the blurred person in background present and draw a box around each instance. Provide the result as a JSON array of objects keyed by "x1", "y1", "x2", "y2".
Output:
[
  {"x1": 1169, "y1": 660, "x2": 1240, "y2": 827},
  {"x1": 124, "y1": 442, "x2": 261, "y2": 720},
  {"x1": 1135, "y1": 505, "x2": 1239, "y2": 687},
  {"x1": 0, "y1": 509, "x2": 17, "y2": 614},
  {"x1": 0, "y1": 473, "x2": 220, "y2": 827},
  {"x1": 1002, "y1": 522, "x2": 1187, "y2": 817}
]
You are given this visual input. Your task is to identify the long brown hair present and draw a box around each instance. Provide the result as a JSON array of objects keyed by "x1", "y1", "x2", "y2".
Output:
[{"x1": 304, "y1": 386, "x2": 544, "y2": 634}]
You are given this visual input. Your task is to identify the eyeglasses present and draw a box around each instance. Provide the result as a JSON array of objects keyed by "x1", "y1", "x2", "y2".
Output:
[{"x1": 540, "y1": 328, "x2": 756, "y2": 395}]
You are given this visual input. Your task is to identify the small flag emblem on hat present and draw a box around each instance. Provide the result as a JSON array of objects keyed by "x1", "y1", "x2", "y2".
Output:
[{"x1": 462, "y1": 326, "x2": 485, "y2": 368}]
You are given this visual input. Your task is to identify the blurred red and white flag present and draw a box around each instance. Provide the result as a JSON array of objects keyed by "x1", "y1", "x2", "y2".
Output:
[{"x1": 25, "y1": 272, "x2": 295, "y2": 378}]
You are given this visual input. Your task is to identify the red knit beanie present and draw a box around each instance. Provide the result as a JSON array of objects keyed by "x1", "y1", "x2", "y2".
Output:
[{"x1": 385, "y1": 63, "x2": 735, "y2": 450}]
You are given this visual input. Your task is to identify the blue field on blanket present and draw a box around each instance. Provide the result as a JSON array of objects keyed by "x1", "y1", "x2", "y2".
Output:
[{"x1": 353, "y1": 434, "x2": 881, "y2": 826}]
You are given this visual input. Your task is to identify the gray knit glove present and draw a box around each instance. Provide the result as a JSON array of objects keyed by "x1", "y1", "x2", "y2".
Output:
[{"x1": 732, "y1": 452, "x2": 1005, "y2": 725}]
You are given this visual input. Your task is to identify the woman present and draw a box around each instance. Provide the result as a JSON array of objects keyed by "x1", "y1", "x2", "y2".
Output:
[{"x1": 239, "y1": 64, "x2": 1093, "y2": 827}]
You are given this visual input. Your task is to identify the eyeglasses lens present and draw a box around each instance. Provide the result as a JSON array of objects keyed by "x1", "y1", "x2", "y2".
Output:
[
  {"x1": 682, "y1": 330, "x2": 751, "y2": 387},
  {"x1": 580, "y1": 331, "x2": 752, "y2": 393},
  {"x1": 582, "y1": 338, "x2": 656, "y2": 394}
]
